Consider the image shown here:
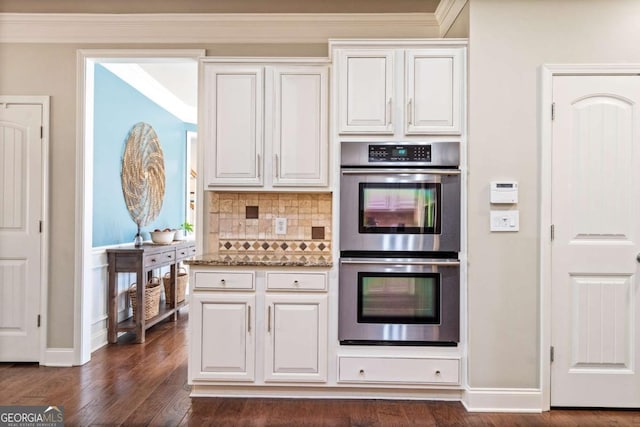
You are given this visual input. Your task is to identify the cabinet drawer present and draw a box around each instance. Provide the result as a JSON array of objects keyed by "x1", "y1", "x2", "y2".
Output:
[
  {"x1": 144, "y1": 249, "x2": 175, "y2": 268},
  {"x1": 338, "y1": 356, "x2": 459, "y2": 385},
  {"x1": 266, "y1": 272, "x2": 326, "y2": 291},
  {"x1": 176, "y1": 245, "x2": 196, "y2": 260},
  {"x1": 194, "y1": 271, "x2": 255, "y2": 290}
]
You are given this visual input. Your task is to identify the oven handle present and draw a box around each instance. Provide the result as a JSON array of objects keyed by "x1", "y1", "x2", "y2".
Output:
[
  {"x1": 340, "y1": 258, "x2": 460, "y2": 266},
  {"x1": 341, "y1": 168, "x2": 460, "y2": 175}
]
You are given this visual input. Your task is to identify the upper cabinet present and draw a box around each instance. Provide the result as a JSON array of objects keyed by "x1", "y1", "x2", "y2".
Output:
[
  {"x1": 337, "y1": 50, "x2": 395, "y2": 134},
  {"x1": 334, "y1": 42, "x2": 466, "y2": 136},
  {"x1": 202, "y1": 60, "x2": 329, "y2": 190},
  {"x1": 203, "y1": 64, "x2": 264, "y2": 186}
]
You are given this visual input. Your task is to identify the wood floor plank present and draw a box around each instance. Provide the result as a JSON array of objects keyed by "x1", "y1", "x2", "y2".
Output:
[{"x1": 3, "y1": 311, "x2": 640, "y2": 426}]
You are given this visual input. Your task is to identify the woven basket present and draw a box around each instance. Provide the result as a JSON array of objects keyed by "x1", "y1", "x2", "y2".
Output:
[
  {"x1": 163, "y1": 267, "x2": 188, "y2": 304},
  {"x1": 129, "y1": 277, "x2": 161, "y2": 321}
]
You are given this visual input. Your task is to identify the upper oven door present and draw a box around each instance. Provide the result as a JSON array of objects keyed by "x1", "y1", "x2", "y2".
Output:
[{"x1": 340, "y1": 169, "x2": 460, "y2": 253}]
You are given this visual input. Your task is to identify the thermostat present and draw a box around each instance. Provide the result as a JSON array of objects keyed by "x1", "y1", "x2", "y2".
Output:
[{"x1": 490, "y1": 181, "x2": 518, "y2": 204}]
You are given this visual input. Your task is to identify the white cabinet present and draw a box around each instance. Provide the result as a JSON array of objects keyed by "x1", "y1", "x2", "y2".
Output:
[
  {"x1": 189, "y1": 268, "x2": 328, "y2": 385},
  {"x1": 203, "y1": 65, "x2": 264, "y2": 186},
  {"x1": 405, "y1": 49, "x2": 464, "y2": 135},
  {"x1": 264, "y1": 293, "x2": 328, "y2": 382},
  {"x1": 336, "y1": 45, "x2": 465, "y2": 136},
  {"x1": 190, "y1": 292, "x2": 255, "y2": 382},
  {"x1": 337, "y1": 50, "x2": 395, "y2": 134},
  {"x1": 271, "y1": 66, "x2": 328, "y2": 187},
  {"x1": 202, "y1": 60, "x2": 329, "y2": 189}
]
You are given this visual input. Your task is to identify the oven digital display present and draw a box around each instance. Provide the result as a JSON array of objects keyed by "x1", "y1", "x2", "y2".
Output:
[{"x1": 368, "y1": 145, "x2": 431, "y2": 162}]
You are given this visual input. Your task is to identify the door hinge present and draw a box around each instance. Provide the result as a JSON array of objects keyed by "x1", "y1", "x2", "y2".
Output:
[
  {"x1": 551, "y1": 102, "x2": 556, "y2": 121},
  {"x1": 550, "y1": 224, "x2": 555, "y2": 241},
  {"x1": 40, "y1": 126, "x2": 43, "y2": 139},
  {"x1": 550, "y1": 346, "x2": 555, "y2": 363},
  {"x1": 39, "y1": 220, "x2": 43, "y2": 233},
  {"x1": 37, "y1": 315, "x2": 41, "y2": 328}
]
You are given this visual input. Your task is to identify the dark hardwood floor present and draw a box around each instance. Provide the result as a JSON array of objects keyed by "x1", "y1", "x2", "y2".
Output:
[{"x1": 2, "y1": 311, "x2": 640, "y2": 426}]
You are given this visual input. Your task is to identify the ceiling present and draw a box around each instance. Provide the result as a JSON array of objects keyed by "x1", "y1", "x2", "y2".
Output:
[{"x1": 102, "y1": 61, "x2": 198, "y2": 124}]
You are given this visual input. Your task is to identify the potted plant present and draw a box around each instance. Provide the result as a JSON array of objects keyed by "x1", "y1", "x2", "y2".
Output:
[{"x1": 175, "y1": 221, "x2": 193, "y2": 240}]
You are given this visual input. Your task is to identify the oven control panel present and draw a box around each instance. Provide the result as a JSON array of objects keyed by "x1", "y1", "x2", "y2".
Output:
[{"x1": 368, "y1": 144, "x2": 432, "y2": 162}]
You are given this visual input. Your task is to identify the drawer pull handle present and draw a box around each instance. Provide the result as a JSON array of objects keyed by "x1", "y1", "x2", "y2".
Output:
[
  {"x1": 359, "y1": 369, "x2": 365, "y2": 376},
  {"x1": 248, "y1": 306, "x2": 251, "y2": 333},
  {"x1": 435, "y1": 370, "x2": 441, "y2": 376}
]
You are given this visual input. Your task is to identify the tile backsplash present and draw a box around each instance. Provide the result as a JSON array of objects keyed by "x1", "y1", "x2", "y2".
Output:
[{"x1": 208, "y1": 192, "x2": 332, "y2": 255}]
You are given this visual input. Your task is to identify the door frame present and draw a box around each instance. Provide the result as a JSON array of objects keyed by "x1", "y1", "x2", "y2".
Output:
[
  {"x1": 74, "y1": 49, "x2": 204, "y2": 365},
  {"x1": 539, "y1": 64, "x2": 640, "y2": 410},
  {"x1": 0, "y1": 95, "x2": 50, "y2": 364}
]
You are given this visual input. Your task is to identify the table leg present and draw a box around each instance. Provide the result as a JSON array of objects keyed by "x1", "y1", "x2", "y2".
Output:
[
  {"x1": 135, "y1": 268, "x2": 145, "y2": 343},
  {"x1": 107, "y1": 254, "x2": 118, "y2": 344},
  {"x1": 170, "y1": 263, "x2": 178, "y2": 321}
]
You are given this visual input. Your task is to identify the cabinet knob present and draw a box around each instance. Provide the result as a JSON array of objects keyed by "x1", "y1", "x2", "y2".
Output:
[
  {"x1": 435, "y1": 370, "x2": 441, "y2": 376},
  {"x1": 293, "y1": 280, "x2": 300, "y2": 286},
  {"x1": 359, "y1": 369, "x2": 365, "y2": 376},
  {"x1": 220, "y1": 279, "x2": 226, "y2": 285}
]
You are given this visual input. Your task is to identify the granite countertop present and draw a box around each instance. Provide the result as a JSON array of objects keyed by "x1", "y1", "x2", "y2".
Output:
[{"x1": 185, "y1": 253, "x2": 332, "y2": 268}]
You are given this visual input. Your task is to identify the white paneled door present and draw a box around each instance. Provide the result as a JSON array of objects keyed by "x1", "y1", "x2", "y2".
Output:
[
  {"x1": 0, "y1": 99, "x2": 45, "y2": 362},
  {"x1": 551, "y1": 75, "x2": 640, "y2": 407}
]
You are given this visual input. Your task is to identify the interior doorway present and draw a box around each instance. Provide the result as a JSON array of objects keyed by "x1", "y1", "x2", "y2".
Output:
[
  {"x1": 541, "y1": 64, "x2": 640, "y2": 409},
  {"x1": 75, "y1": 49, "x2": 204, "y2": 365}
]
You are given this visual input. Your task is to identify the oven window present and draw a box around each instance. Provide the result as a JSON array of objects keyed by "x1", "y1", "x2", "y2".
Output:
[
  {"x1": 359, "y1": 183, "x2": 441, "y2": 234},
  {"x1": 357, "y1": 273, "x2": 440, "y2": 324}
]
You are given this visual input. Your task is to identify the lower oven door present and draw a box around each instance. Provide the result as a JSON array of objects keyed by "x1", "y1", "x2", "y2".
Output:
[{"x1": 339, "y1": 257, "x2": 460, "y2": 346}]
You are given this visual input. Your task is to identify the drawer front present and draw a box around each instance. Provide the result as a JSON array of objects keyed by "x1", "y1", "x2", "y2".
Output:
[
  {"x1": 176, "y1": 245, "x2": 196, "y2": 260},
  {"x1": 143, "y1": 249, "x2": 175, "y2": 268},
  {"x1": 338, "y1": 357, "x2": 459, "y2": 385},
  {"x1": 266, "y1": 272, "x2": 326, "y2": 291},
  {"x1": 194, "y1": 271, "x2": 255, "y2": 290}
]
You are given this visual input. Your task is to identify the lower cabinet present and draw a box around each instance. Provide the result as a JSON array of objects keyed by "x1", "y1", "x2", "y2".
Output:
[
  {"x1": 264, "y1": 293, "x2": 328, "y2": 382},
  {"x1": 190, "y1": 292, "x2": 256, "y2": 382},
  {"x1": 189, "y1": 269, "x2": 328, "y2": 385}
]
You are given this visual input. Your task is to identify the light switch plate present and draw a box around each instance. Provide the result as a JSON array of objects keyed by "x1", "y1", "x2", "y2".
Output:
[
  {"x1": 275, "y1": 218, "x2": 287, "y2": 235},
  {"x1": 490, "y1": 210, "x2": 519, "y2": 232}
]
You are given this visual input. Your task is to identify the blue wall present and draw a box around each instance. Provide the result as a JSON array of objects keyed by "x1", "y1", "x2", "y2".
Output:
[{"x1": 93, "y1": 64, "x2": 195, "y2": 247}]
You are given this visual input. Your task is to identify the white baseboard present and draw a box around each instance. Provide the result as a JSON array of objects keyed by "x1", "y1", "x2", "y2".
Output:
[
  {"x1": 91, "y1": 328, "x2": 108, "y2": 353},
  {"x1": 42, "y1": 348, "x2": 75, "y2": 367},
  {"x1": 463, "y1": 388, "x2": 543, "y2": 413}
]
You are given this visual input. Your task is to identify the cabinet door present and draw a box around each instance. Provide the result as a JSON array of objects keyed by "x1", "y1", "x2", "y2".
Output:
[
  {"x1": 270, "y1": 66, "x2": 328, "y2": 187},
  {"x1": 190, "y1": 293, "x2": 255, "y2": 382},
  {"x1": 405, "y1": 49, "x2": 464, "y2": 135},
  {"x1": 203, "y1": 64, "x2": 264, "y2": 186},
  {"x1": 338, "y1": 50, "x2": 394, "y2": 134},
  {"x1": 264, "y1": 294, "x2": 327, "y2": 382}
]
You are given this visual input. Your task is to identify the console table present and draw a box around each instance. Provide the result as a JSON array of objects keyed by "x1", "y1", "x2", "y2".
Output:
[{"x1": 107, "y1": 240, "x2": 196, "y2": 343}]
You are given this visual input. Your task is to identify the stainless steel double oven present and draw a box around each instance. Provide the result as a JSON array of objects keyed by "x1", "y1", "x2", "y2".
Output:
[{"x1": 339, "y1": 141, "x2": 461, "y2": 346}]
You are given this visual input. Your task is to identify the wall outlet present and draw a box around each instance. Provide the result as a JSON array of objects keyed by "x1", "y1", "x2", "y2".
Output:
[{"x1": 275, "y1": 217, "x2": 287, "y2": 235}]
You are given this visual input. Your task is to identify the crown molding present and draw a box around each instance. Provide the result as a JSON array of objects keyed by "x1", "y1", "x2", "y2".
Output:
[
  {"x1": 0, "y1": 12, "x2": 440, "y2": 44},
  {"x1": 435, "y1": 0, "x2": 468, "y2": 37}
]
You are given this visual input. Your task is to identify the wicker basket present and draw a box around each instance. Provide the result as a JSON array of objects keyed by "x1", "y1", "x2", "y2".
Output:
[
  {"x1": 163, "y1": 267, "x2": 188, "y2": 304},
  {"x1": 129, "y1": 277, "x2": 161, "y2": 321}
]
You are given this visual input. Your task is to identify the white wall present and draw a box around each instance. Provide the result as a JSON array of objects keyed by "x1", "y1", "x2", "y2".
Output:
[{"x1": 467, "y1": 0, "x2": 640, "y2": 388}]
